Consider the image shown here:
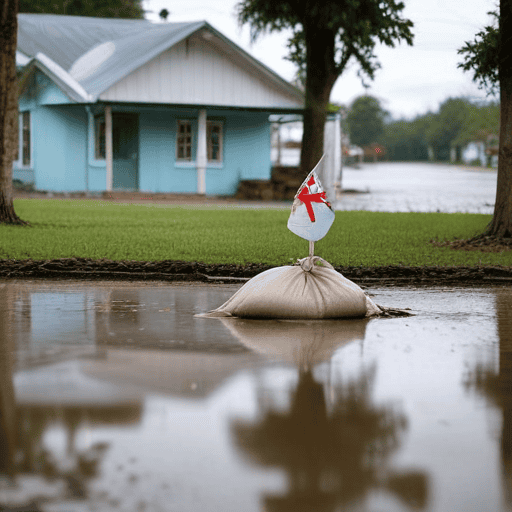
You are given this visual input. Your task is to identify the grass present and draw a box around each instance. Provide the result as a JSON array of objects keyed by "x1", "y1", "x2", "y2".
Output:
[{"x1": 1, "y1": 199, "x2": 511, "y2": 267}]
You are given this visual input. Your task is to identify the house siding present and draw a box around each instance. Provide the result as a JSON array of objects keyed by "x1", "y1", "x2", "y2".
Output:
[
  {"x1": 137, "y1": 108, "x2": 271, "y2": 195},
  {"x1": 17, "y1": 103, "x2": 272, "y2": 194},
  {"x1": 99, "y1": 34, "x2": 301, "y2": 109},
  {"x1": 34, "y1": 106, "x2": 88, "y2": 191},
  {"x1": 15, "y1": 80, "x2": 87, "y2": 191}
]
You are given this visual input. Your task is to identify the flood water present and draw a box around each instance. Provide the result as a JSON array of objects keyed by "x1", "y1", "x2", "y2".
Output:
[
  {"x1": 336, "y1": 162, "x2": 497, "y2": 214},
  {"x1": 1, "y1": 279, "x2": 512, "y2": 511}
]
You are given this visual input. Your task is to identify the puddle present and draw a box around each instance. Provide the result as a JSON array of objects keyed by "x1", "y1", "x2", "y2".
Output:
[{"x1": 0, "y1": 280, "x2": 511, "y2": 511}]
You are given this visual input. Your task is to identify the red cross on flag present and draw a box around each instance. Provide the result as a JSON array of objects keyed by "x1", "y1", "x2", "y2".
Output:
[{"x1": 287, "y1": 156, "x2": 335, "y2": 242}]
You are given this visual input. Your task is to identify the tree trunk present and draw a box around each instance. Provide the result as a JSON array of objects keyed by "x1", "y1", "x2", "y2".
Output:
[
  {"x1": 0, "y1": 0, "x2": 26, "y2": 225},
  {"x1": 299, "y1": 28, "x2": 337, "y2": 177},
  {"x1": 485, "y1": 0, "x2": 512, "y2": 237}
]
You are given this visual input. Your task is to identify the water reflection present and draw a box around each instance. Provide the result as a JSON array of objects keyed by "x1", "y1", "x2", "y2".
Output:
[
  {"x1": 223, "y1": 316, "x2": 428, "y2": 510},
  {"x1": 233, "y1": 367, "x2": 427, "y2": 511},
  {"x1": 0, "y1": 284, "x2": 16, "y2": 476},
  {"x1": 3, "y1": 280, "x2": 510, "y2": 510},
  {"x1": 219, "y1": 317, "x2": 369, "y2": 369},
  {"x1": 1, "y1": 283, "x2": 142, "y2": 503},
  {"x1": 466, "y1": 289, "x2": 512, "y2": 507}
]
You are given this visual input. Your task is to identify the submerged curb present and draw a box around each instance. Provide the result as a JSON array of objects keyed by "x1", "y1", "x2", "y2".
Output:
[{"x1": 1, "y1": 258, "x2": 512, "y2": 286}]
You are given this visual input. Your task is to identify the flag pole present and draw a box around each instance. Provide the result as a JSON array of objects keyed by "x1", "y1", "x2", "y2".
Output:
[{"x1": 309, "y1": 240, "x2": 314, "y2": 258}]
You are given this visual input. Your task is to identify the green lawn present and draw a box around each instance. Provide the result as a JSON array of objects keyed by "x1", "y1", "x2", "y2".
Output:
[{"x1": 1, "y1": 199, "x2": 510, "y2": 267}]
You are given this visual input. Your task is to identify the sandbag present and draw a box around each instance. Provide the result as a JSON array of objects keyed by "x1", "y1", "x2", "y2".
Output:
[{"x1": 202, "y1": 257, "x2": 381, "y2": 319}]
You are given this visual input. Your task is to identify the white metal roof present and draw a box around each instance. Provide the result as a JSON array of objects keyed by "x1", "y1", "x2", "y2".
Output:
[{"x1": 17, "y1": 13, "x2": 304, "y2": 108}]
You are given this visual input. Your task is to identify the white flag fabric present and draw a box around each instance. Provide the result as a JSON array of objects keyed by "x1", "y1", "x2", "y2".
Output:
[{"x1": 287, "y1": 156, "x2": 335, "y2": 242}]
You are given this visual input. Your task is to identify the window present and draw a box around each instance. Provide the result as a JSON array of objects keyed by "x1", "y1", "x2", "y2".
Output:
[
  {"x1": 175, "y1": 118, "x2": 223, "y2": 164},
  {"x1": 94, "y1": 115, "x2": 106, "y2": 160},
  {"x1": 14, "y1": 112, "x2": 31, "y2": 166},
  {"x1": 177, "y1": 120, "x2": 192, "y2": 161},
  {"x1": 207, "y1": 121, "x2": 223, "y2": 163}
]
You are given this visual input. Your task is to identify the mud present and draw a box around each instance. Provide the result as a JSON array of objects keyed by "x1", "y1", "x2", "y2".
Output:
[{"x1": 1, "y1": 257, "x2": 512, "y2": 286}]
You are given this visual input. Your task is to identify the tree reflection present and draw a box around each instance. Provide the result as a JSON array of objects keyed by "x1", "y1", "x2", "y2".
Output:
[
  {"x1": 233, "y1": 366, "x2": 428, "y2": 511},
  {"x1": 0, "y1": 284, "x2": 142, "y2": 507},
  {"x1": 465, "y1": 289, "x2": 512, "y2": 507},
  {"x1": 0, "y1": 283, "x2": 16, "y2": 475}
]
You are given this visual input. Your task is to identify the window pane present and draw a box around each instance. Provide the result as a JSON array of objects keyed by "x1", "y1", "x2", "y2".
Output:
[
  {"x1": 207, "y1": 122, "x2": 222, "y2": 162},
  {"x1": 95, "y1": 115, "x2": 106, "y2": 160},
  {"x1": 22, "y1": 112, "x2": 30, "y2": 166},
  {"x1": 177, "y1": 121, "x2": 192, "y2": 161}
]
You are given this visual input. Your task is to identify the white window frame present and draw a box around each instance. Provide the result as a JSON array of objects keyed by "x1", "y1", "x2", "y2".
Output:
[
  {"x1": 176, "y1": 120, "x2": 193, "y2": 162},
  {"x1": 14, "y1": 111, "x2": 32, "y2": 168},
  {"x1": 207, "y1": 120, "x2": 223, "y2": 164}
]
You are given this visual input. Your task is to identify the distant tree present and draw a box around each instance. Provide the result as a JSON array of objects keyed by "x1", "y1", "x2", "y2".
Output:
[
  {"x1": 1, "y1": 0, "x2": 27, "y2": 224},
  {"x1": 19, "y1": 0, "x2": 144, "y2": 18},
  {"x1": 159, "y1": 8, "x2": 170, "y2": 21},
  {"x1": 451, "y1": 101, "x2": 500, "y2": 164},
  {"x1": 425, "y1": 97, "x2": 472, "y2": 161},
  {"x1": 458, "y1": 4, "x2": 512, "y2": 238},
  {"x1": 346, "y1": 95, "x2": 388, "y2": 148},
  {"x1": 381, "y1": 114, "x2": 431, "y2": 162},
  {"x1": 236, "y1": 0, "x2": 414, "y2": 176}
]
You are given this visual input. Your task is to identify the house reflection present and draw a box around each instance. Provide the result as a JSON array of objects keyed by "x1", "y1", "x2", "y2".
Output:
[
  {"x1": 465, "y1": 288, "x2": 512, "y2": 507},
  {"x1": 0, "y1": 281, "x2": 256, "y2": 505},
  {"x1": 1, "y1": 283, "x2": 142, "y2": 498}
]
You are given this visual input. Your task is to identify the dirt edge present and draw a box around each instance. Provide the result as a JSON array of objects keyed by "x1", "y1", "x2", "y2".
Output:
[{"x1": 1, "y1": 258, "x2": 512, "y2": 287}]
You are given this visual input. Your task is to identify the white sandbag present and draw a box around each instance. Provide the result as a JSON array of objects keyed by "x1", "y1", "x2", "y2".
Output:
[{"x1": 202, "y1": 257, "x2": 381, "y2": 319}]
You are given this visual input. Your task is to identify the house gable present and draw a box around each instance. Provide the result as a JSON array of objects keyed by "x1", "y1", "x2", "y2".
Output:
[
  {"x1": 19, "y1": 54, "x2": 92, "y2": 104},
  {"x1": 19, "y1": 70, "x2": 73, "y2": 107},
  {"x1": 99, "y1": 29, "x2": 303, "y2": 110}
]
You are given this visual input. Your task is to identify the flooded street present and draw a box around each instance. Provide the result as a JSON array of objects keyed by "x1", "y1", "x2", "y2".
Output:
[
  {"x1": 1, "y1": 279, "x2": 512, "y2": 511},
  {"x1": 336, "y1": 162, "x2": 497, "y2": 213}
]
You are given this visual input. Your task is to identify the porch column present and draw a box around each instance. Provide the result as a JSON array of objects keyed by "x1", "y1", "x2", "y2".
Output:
[
  {"x1": 197, "y1": 109, "x2": 207, "y2": 195},
  {"x1": 105, "y1": 105, "x2": 113, "y2": 192}
]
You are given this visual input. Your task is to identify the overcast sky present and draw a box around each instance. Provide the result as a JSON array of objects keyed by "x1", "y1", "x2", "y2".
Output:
[{"x1": 142, "y1": 0, "x2": 498, "y2": 119}]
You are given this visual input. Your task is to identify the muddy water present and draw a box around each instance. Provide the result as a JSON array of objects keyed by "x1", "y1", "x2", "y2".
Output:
[{"x1": 1, "y1": 280, "x2": 511, "y2": 512}]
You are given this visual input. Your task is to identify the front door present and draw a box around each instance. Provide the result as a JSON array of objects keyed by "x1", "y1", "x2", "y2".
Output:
[{"x1": 113, "y1": 113, "x2": 139, "y2": 190}]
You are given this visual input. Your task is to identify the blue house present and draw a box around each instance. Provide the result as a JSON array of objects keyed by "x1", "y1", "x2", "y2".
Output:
[{"x1": 15, "y1": 14, "x2": 304, "y2": 195}]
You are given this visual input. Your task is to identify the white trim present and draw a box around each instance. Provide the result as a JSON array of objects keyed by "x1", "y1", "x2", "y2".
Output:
[
  {"x1": 105, "y1": 106, "x2": 113, "y2": 191},
  {"x1": 16, "y1": 50, "x2": 30, "y2": 68},
  {"x1": 197, "y1": 109, "x2": 207, "y2": 195}
]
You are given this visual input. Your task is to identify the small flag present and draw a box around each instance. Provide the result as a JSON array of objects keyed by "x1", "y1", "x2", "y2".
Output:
[{"x1": 287, "y1": 156, "x2": 335, "y2": 242}]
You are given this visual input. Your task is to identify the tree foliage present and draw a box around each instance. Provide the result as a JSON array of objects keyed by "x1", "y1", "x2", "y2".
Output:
[
  {"x1": 380, "y1": 115, "x2": 431, "y2": 162},
  {"x1": 378, "y1": 98, "x2": 499, "y2": 163},
  {"x1": 19, "y1": 0, "x2": 144, "y2": 18},
  {"x1": 346, "y1": 95, "x2": 387, "y2": 147},
  {"x1": 458, "y1": 11, "x2": 499, "y2": 96},
  {"x1": 425, "y1": 97, "x2": 473, "y2": 161},
  {"x1": 236, "y1": 0, "x2": 414, "y2": 175}
]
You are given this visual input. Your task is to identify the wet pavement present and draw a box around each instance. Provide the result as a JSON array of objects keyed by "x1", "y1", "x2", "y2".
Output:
[
  {"x1": 336, "y1": 162, "x2": 497, "y2": 213},
  {"x1": 1, "y1": 279, "x2": 512, "y2": 511}
]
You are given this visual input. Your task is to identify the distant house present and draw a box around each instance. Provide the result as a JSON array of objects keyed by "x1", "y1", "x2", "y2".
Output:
[{"x1": 14, "y1": 14, "x2": 303, "y2": 195}]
